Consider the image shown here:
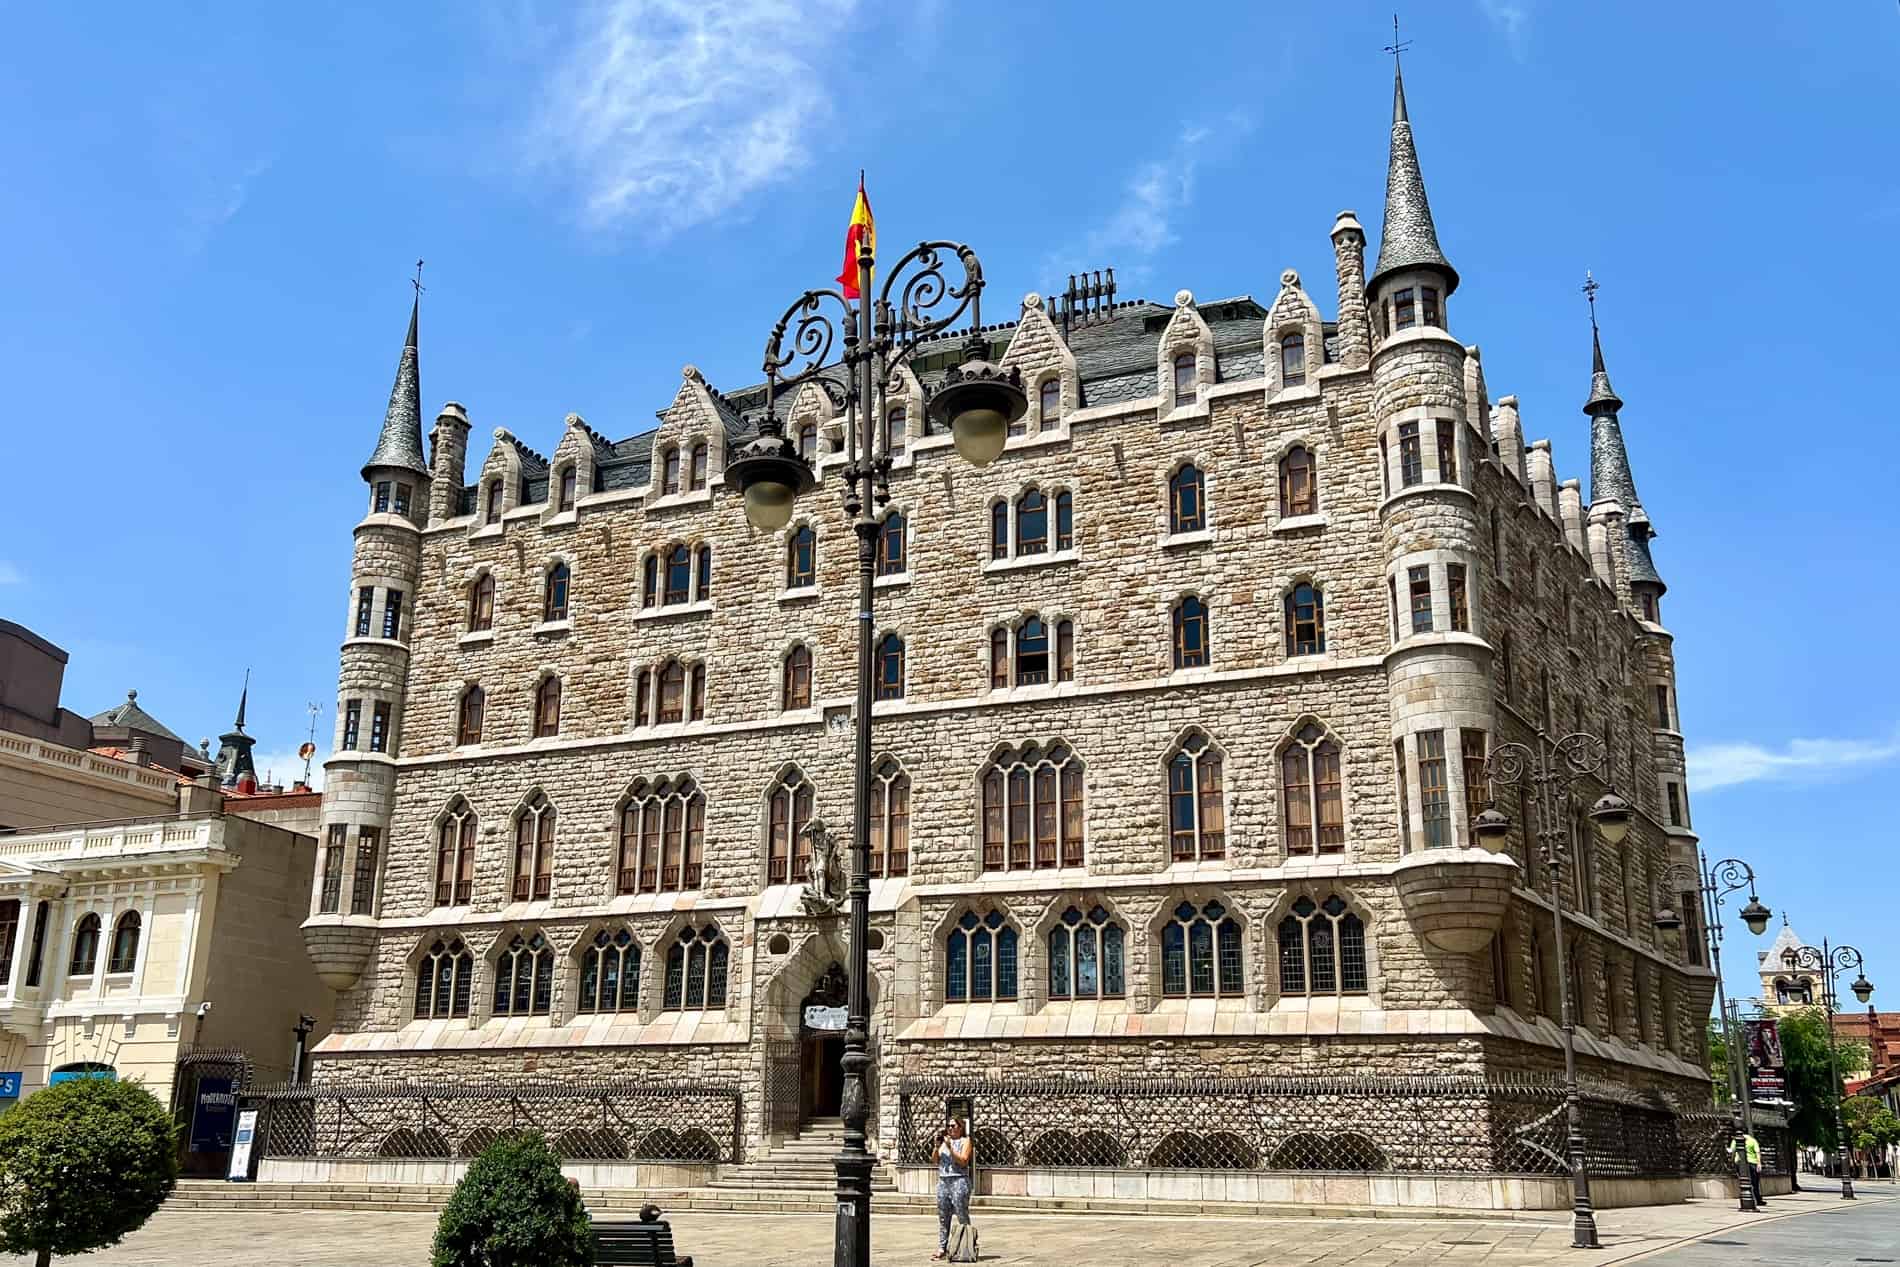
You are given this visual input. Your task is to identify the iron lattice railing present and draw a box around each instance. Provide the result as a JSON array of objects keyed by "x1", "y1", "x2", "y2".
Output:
[
  {"x1": 898, "y1": 1077, "x2": 1729, "y2": 1177},
  {"x1": 248, "y1": 1081, "x2": 743, "y2": 1164}
]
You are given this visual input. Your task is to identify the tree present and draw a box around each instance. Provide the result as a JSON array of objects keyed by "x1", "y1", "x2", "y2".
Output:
[
  {"x1": 0, "y1": 1078, "x2": 179, "y2": 1267},
  {"x1": 1777, "y1": 1007, "x2": 1872, "y2": 1150},
  {"x1": 432, "y1": 1132, "x2": 594, "y2": 1267},
  {"x1": 1841, "y1": 1095, "x2": 1900, "y2": 1176}
]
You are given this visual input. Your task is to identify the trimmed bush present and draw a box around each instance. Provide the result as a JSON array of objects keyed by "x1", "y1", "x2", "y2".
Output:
[
  {"x1": 432, "y1": 1131, "x2": 594, "y2": 1267},
  {"x1": 0, "y1": 1078, "x2": 179, "y2": 1267}
]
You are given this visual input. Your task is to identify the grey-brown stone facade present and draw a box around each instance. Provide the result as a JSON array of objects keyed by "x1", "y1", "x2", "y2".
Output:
[{"x1": 302, "y1": 148, "x2": 1718, "y2": 1172}]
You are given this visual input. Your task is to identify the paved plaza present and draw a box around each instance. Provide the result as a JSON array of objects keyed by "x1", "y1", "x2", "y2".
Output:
[{"x1": 7, "y1": 1180, "x2": 1894, "y2": 1266}]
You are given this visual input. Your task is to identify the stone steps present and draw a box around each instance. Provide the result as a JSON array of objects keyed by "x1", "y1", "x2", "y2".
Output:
[{"x1": 706, "y1": 1122, "x2": 895, "y2": 1193}]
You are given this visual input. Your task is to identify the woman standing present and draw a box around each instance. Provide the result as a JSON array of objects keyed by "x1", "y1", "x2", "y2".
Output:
[{"x1": 933, "y1": 1113, "x2": 975, "y2": 1261}]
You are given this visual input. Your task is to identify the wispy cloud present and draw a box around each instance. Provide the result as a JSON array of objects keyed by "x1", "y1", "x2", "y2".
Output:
[
  {"x1": 1476, "y1": 0, "x2": 1532, "y2": 59},
  {"x1": 0, "y1": 561, "x2": 21, "y2": 585},
  {"x1": 1688, "y1": 732, "x2": 1900, "y2": 792},
  {"x1": 528, "y1": 0, "x2": 857, "y2": 237},
  {"x1": 1083, "y1": 127, "x2": 1208, "y2": 262}
]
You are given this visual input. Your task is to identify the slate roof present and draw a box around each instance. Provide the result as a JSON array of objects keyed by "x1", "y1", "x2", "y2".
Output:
[
  {"x1": 363, "y1": 297, "x2": 429, "y2": 479},
  {"x1": 1370, "y1": 61, "x2": 1458, "y2": 295},
  {"x1": 1583, "y1": 325, "x2": 1664, "y2": 591},
  {"x1": 88, "y1": 690, "x2": 187, "y2": 744}
]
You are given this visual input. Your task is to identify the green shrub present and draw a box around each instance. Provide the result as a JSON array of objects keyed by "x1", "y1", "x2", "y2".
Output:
[
  {"x1": 432, "y1": 1131, "x2": 594, "y2": 1267},
  {"x1": 0, "y1": 1078, "x2": 179, "y2": 1266}
]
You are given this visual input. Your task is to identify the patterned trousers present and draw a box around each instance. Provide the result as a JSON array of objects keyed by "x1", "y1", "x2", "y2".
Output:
[{"x1": 936, "y1": 1174, "x2": 972, "y2": 1250}]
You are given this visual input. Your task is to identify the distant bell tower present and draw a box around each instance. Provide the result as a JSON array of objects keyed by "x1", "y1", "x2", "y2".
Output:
[
  {"x1": 213, "y1": 673, "x2": 258, "y2": 792},
  {"x1": 301, "y1": 270, "x2": 431, "y2": 992}
]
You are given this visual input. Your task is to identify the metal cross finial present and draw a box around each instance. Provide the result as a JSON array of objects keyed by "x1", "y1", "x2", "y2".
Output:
[
  {"x1": 1384, "y1": 14, "x2": 1411, "y2": 60},
  {"x1": 1582, "y1": 270, "x2": 1600, "y2": 328},
  {"x1": 412, "y1": 259, "x2": 425, "y2": 298}
]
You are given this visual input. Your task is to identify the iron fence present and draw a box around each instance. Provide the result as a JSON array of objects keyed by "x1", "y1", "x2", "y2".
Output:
[
  {"x1": 248, "y1": 1080, "x2": 743, "y2": 1164},
  {"x1": 898, "y1": 1076, "x2": 1728, "y2": 1177}
]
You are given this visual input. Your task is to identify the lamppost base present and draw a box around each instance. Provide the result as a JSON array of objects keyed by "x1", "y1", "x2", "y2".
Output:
[
  {"x1": 1571, "y1": 1209, "x2": 1600, "y2": 1250},
  {"x1": 833, "y1": 1153, "x2": 873, "y2": 1267}
]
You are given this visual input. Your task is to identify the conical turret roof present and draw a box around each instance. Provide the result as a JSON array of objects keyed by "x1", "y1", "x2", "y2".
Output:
[
  {"x1": 1369, "y1": 59, "x2": 1458, "y2": 295},
  {"x1": 362, "y1": 295, "x2": 428, "y2": 479}
]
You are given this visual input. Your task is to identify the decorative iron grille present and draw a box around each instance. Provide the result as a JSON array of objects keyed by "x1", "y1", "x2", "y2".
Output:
[
  {"x1": 248, "y1": 1080, "x2": 742, "y2": 1164},
  {"x1": 766, "y1": 1040, "x2": 801, "y2": 1137},
  {"x1": 898, "y1": 1076, "x2": 1729, "y2": 1177}
]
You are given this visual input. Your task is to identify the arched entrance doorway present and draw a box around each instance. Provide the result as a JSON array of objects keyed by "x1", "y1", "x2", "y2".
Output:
[{"x1": 798, "y1": 962, "x2": 849, "y2": 1123}]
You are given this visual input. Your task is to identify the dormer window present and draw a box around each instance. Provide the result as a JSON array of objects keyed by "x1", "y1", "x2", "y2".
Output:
[
  {"x1": 485, "y1": 482, "x2": 503, "y2": 524},
  {"x1": 882, "y1": 405, "x2": 906, "y2": 457},
  {"x1": 1039, "y1": 379, "x2": 1060, "y2": 431},
  {"x1": 797, "y1": 423, "x2": 817, "y2": 463},
  {"x1": 661, "y1": 446, "x2": 681, "y2": 495},
  {"x1": 1394, "y1": 288, "x2": 1417, "y2": 331},
  {"x1": 1279, "y1": 333, "x2": 1307, "y2": 387},
  {"x1": 689, "y1": 442, "x2": 708, "y2": 491},
  {"x1": 558, "y1": 466, "x2": 577, "y2": 511},
  {"x1": 1420, "y1": 287, "x2": 1441, "y2": 327},
  {"x1": 1172, "y1": 352, "x2": 1196, "y2": 406}
]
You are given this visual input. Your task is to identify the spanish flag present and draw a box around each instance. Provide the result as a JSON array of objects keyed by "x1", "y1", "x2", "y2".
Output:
[{"x1": 836, "y1": 175, "x2": 874, "y2": 300}]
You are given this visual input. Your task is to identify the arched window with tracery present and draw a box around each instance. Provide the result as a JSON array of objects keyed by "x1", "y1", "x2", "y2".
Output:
[
  {"x1": 664, "y1": 923, "x2": 729, "y2": 1010},
  {"x1": 1167, "y1": 731, "x2": 1225, "y2": 861},
  {"x1": 457, "y1": 685, "x2": 484, "y2": 745},
  {"x1": 782, "y1": 646, "x2": 812, "y2": 711},
  {"x1": 1285, "y1": 582, "x2": 1325, "y2": 656},
  {"x1": 578, "y1": 929, "x2": 641, "y2": 1014},
  {"x1": 766, "y1": 767, "x2": 816, "y2": 884},
  {"x1": 787, "y1": 525, "x2": 816, "y2": 589},
  {"x1": 512, "y1": 793, "x2": 555, "y2": 901},
  {"x1": 492, "y1": 931, "x2": 554, "y2": 1016},
  {"x1": 868, "y1": 757, "x2": 910, "y2": 877},
  {"x1": 108, "y1": 910, "x2": 141, "y2": 974},
  {"x1": 1047, "y1": 905, "x2": 1124, "y2": 1000},
  {"x1": 543, "y1": 562, "x2": 570, "y2": 622},
  {"x1": 618, "y1": 777, "x2": 705, "y2": 894},
  {"x1": 435, "y1": 799, "x2": 477, "y2": 906},
  {"x1": 980, "y1": 742, "x2": 1084, "y2": 872},
  {"x1": 533, "y1": 676, "x2": 561, "y2": 738},
  {"x1": 874, "y1": 633, "x2": 904, "y2": 701},
  {"x1": 876, "y1": 512, "x2": 906, "y2": 576},
  {"x1": 945, "y1": 910, "x2": 1018, "y2": 1002},
  {"x1": 1161, "y1": 899, "x2": 1243, "y2": 998},
  {"x1": 1279, "y1": 445, "x2": 1317, "y2": 517},
  {"x1": 1169, "y1": 464, "x2": 1205, "y2": 534},
  {"x1": 1279, "y1": 332, "x2": 1307, "y2": 388},
  {"x1": 468, "y1": 573, "x2": 495, "y2": 632},
  {"x1": 1172, "y1": 595, "x2": 1209, "y2": 669},
  {"x1": 414, "y1": 937, "x2": 473, "y2": 1019},
  {"x1": 1172, "y1": 351, "x2": 1197, "y2": 406},
  {"x1": 1281, "y1": 723, "x2": 1345, "y2": 855},
  {"x1": 1277, "y1": 895, "x2": 1368, "y2": 997}
]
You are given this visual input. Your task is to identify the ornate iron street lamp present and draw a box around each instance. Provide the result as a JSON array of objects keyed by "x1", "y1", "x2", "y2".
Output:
[
  {"x1": 1652, "y1": 856, "x2": 1770, "y2": 1211},
  {"x1": 726, "y1": 233, "x2": 1025, "y2": 1267},
  {"x1": 1780, "y1": 938, "x2": 1876, "y2": 1199},
  {"x1": 1473, "y1": 730, "x2": 1630, "y2": 1250}
]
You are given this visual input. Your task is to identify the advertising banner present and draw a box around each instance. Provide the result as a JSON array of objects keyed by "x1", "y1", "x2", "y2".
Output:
[{"x1": 1745, "y1": 1018, "x2": 1786, "y2": 1100}]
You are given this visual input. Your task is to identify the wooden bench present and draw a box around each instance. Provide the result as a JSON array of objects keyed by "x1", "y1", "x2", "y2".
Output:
[{"x1": 594, "y1": 1206, "x2": 694, "y2": 1267}]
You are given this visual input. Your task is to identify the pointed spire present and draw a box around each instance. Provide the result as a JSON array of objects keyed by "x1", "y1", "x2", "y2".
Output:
[
  {"x1": 234, "y1": 669, "x2": 250, "y2": 733},
  {"x1": 1369, "y1": 52, "x2": 1458, "y2": 296},
  {"x1": 215, "y1": 671, "x2": 259, "y2": 790},
  {"x1": 1583, "y1": 271, "x2": 1622, "y2": 412},
  {"x1": 1582, "y1": 275, "x2": 1665, "y2": 593},
  {"x1": 362, "y1": 265, "x2": 429, "y2": 480}
]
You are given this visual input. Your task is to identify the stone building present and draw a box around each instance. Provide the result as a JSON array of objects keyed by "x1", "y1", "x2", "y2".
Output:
[{"x1": 294, "y1": 63, "x2": 1722, "y2": 1203}]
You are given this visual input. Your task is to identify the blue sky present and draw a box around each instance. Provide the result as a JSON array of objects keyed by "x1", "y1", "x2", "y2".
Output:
[{"x1": 3, "y1": 2, "x2": 1895, "y2": 1003}]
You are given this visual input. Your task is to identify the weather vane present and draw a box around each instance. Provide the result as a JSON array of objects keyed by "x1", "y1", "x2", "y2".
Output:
[
  {"x1": 411, "y1": 259, "x2": 425, "y2": 299},
  {"x1": 1583, "y1": 270, "x2": 1601, "y2": 329},
  {"x1": 1384, "y1": 14, "x2": 1411, "y2": 60},
  {"x1": 300, "y1": 701, "x2": 321, "y2": 787}
]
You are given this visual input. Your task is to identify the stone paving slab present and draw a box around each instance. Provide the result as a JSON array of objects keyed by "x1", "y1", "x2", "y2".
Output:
[{"x1": 6, "y1": 1182, "x2": 1893, "y2": 1266}]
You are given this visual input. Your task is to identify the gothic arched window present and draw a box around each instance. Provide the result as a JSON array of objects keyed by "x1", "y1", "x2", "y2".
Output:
[
  {"x1": 1278, "y1": 895, "x2": 1367, "y2": 997},
  {"x1": 1172, "y1": 352, "x2": 1197, "y2": 406},
  {"x1": 1172, "y1": 595, "x2": 1209, "y2": 669},
  {"x1": 882, "y1": 404, "x2": 906, "y2": 457},
  {"x1": 658, "y1": 659, "x2": 686, "y2": 724},
  {"x1": 557, "y1": 464, "x2": 578, "y2": 511},
  {"x1": 1281, "y1": 723, "x2": 1344, "y2": 854},
  {"x1": 1016, "y1": 490, "x2": 1048, "y2": 555},
  {"x1": 1284, "y1": 583, "x2": 1325, "y2": 657},
  {"x1": 1167, "y1": 731, "x2": 1225, "y2": 861},
  {"x1": 989, "y1": 500, "x2": 1008, "y2": 561},
  {"x1": 1279, "y1": 445, "x2": 1317, "y2": 517},
  {"x1": 543, "y1": 562, "x2": 569, "y2": 623},
  {"x1": 664, "y1": 923, "x2": 729, "y2": 1010},
  {"x1": 435, "y1": 799, "x2": 477, "y2": 906},
  {"x1": 1039, "y1": 378, "x2": 1061, "y2": 429},
  {"x1": 1279, "y1": 332, "x2": 1307, "y2": 387},
  {"x1": 1047, "y1": 905, "x2": 1124, "y2": 1000},
  {"x1": 578, "y1": 929, "x2": 641, "y2": 1014},
  {"x1": 617, "y1": 776, "x2": 705, "y2": 894},
  {"x1": 688, "y1": 442, "x2": 708, "y2": 491},
  {"x1": 512, "y1": 792, "x2": 555, "y2": 902},
  {"x1": 787, "y1": 525, "x2": 817, "y2": 589},
  {"x1": 868, "y1": 757, "x2": 910, "y2": 877},
  {"x1": 766, "y1": 767, "x2": 815, "y2": 884},
  {"x1": 641, "y1": 555, "x2": 658, "y2": 609},
  {"x1": 874, "y1": 633, "x2": 905, "y2": 701},
  {"x1": 468, "y1": 573, "x2": 495, "y2": 632},
  {"x1": 945, "y1": 910, "x2": 1018, "y2": 1002},
  {"x1": 414, "y1": 938, "x2": 473, "y2": 1019},
  {"x1": 663, "y1": 544, "x2": 691, "y2": 605},
  {"x1": 533, "y1": 677, "x2": 561, "y2": 738},
  {"x1": 876, "y1": 512, "x2": 906, "y2": 576},
  {"x1": 456, "y1": 685, "x2": 484, "y2": 746},
  {"x1": 782, "y1": 646, "x2": 812, "y2": 711},
  {"x1": 661, "y1": 446, "x2": 681, "y2": 495},
  {"x1": 979, "y1": 742, "x2": 1084, "y2": 872},
  {"x1": 492, "y1": 931, "x2": 554, "y2": 1017},
  {"x1": 797, "y1": 422, "x2": 817, "y2": 463},
  {"x1": 1169, "y1": 464, "x2": 1205, "y2": 534},
  {"x1": 695, "y1": 544, "x2": 712, "y2": 601},
  {"x1": 1160, "y1": 900, "x2": 1242, "y2": 998}
]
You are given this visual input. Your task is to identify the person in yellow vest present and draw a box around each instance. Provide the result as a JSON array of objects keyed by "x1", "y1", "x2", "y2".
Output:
[{"x1": 1731, "y1": 1131, "x2": 1764, "y2": 1208}]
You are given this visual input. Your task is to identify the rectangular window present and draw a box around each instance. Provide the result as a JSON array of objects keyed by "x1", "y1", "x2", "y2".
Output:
[
  {"x1": 1654, "y1": 684, "x2": 1671, "y2": 729},
  {"x1": 1436, "y1": 420, "x2": 1457, "y2": 484},
  {"x1": 1418, "y1": 730, "x2": 1450, "y2": 848},
  {"x1": 558, "y1": 467, "x2": 577, "y2": 511},
  {"x1": 1388, "y1": 575, "x2": 1400, "y2": 644},
  {"x1": 1448, "y1": 564, "x2": 1469, "y2": 632},
  {"x1": 485, "y1": 482, "x2": 503, "y2": 523},
  {"x1": 369, "y1": 702, "x2": 390, "y2": 754},
  {"x1": 1461, "y1": 729, "x2": 1490, "y2": 819},
  {"x1": 394, "y1": 483, "x2": 411, "y2": 514},
  {"x1": 1394, "y1": 288, "x2": 1416, "y2": 330},
  {"x1": 354, "y1": 587, "x2": 373, "y2": 637},
  {"x1": 1420, "y1": 286, "x2": 1440, "y2": 326},
  {"x1": 381, "y1": 589, "x2": 403, "y2": 640},
  {"x1": 341, "y1": 700, "x2": 361, "y2": 750},
  {"x1": 351, "y1": 827, "x2": 380, "y2": 915},
  {"x1": 1398, "y1": 422, "x2": 1422, "y2": 487},
  {"x1": 1409, "y1": 565, "x2": 1433, "y2": 634},
  {"x1": 373, "y1": 482, "x2": 391, "y2": 513},
  {"x1": 320, "y1": 825, "x2": 346, "y2": 914},
  {"x1": 1379, "y1": 434, "x2": 1391, "y2": 497},
  {"x1": 1666, "y1": 782, "x2": 1683, "y2": 827},
  {"x1": 1394, "y1": 739, "x2": 1411, "y2": 848}
]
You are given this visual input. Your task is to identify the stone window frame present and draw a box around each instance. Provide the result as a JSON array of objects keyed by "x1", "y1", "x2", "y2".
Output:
[
  {"x1": 930, "y1": 899, "x2": 1023, "y2": 1011},
  {"x1": 1154, "y1": 291, "x2": 1215, "y2": 423},
  {"x1": 407, "y1": 928, "x2": 478, "y2": 1024},
  {"x1": 484, "y1": 923, "x2": 557, "y2": 1022},
  {"x1": 1270, "y1": 434, "x2": 1326, "y2": 529},
  {"x1": 537, "y1": 552, "x2": 577, "y2": 630},
  {"x1": 1377, "y1": 406, "x2": 1468, "y2": 507},
  {"x1": 567, "y1": 921, "x2": 646, "y2": 1022},
  {"x1": 985, "y1": 610, "x2": 1077, "y2": 694},
  {"x1": 876, "y1": 366, "x2": 927, "y2": 468},
  {"x1": 1158, "y1": 456, "x2": 1212, "y2": 546},
  {"x1": 455, "y1": 682, "x2": 485, "y2": 747},
  {"x1": 782, "y1": 518, "x2": 822, "y2": 597},
  {"x1": 1033, "y1": 894, "x2": 1133, "y2": 1007},
  {"x1": 983, "y1": 479, "x2": 1078, "y2": 571},
  {"x1": 1144, "y1": 887, "x2": 1254, "y2": 1009},
  {"x1": 554, "y1": 461, "x2": 579, "y2": 513},
  {"x1": 1274, "y1": 715, "x2": 1350, "y2": 859},
  {"x1": 1264, "y1": 886, "x2": 1378, "y2": 1006},
  {"x1": 1263, "y1": 270, "x2": 1326, "y2": 400},
  {"x1": 529, "y1": 668, "x2": 562, "y2": 740},
  {"x1": 975, "y1": 737, "x2": 1087, "y2": 876},
  {"x1": 463, "y1": 566, "x2": 498, "y2": 638},
  {"x1": 865, "y1": 753, "x2": 912, "y2": 879},
  {"x1": 431, "y1": 797, "x2": 480, "y2": 908},
  {"x1": 635, "y1": 538, "x2": 715, "y2": 615},
  {"x1": 1162, "y1": 725, "x2": 1228, "y2": 864},
  {"x1": 762, "y1": 761, "x2": 817, "y2": 887},
  {"x1": 613, "y1": 773, "x2": 708, "y2": 896},
  {"x1": 1279, "y1": 572, "x2": 1329, "y2": 661},
  {"x1": 658, "y1": 916, "x2": 733, "y2": 1013},
  {"x1": 1167, "y1": 589, "x2": 1213, "y2": 674},
  {"x1": 873, "y1": 504, "x2": 911, "y2": 584},
  {"x1": 776, "y1": 640, "x2": 818, "y2": 716},
  {"x1": 1385, "y1": 550, "x2": 1481, "y2": 649},
  {"x1": 872, "y1": 628, "x2": 908, "y2": 704},
  {"x1": 508, "y1": 788, "x2": 558, "y2": 905},
  {"x1": 630, "y1": 655, "x2": 708, "y2": 729}
]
